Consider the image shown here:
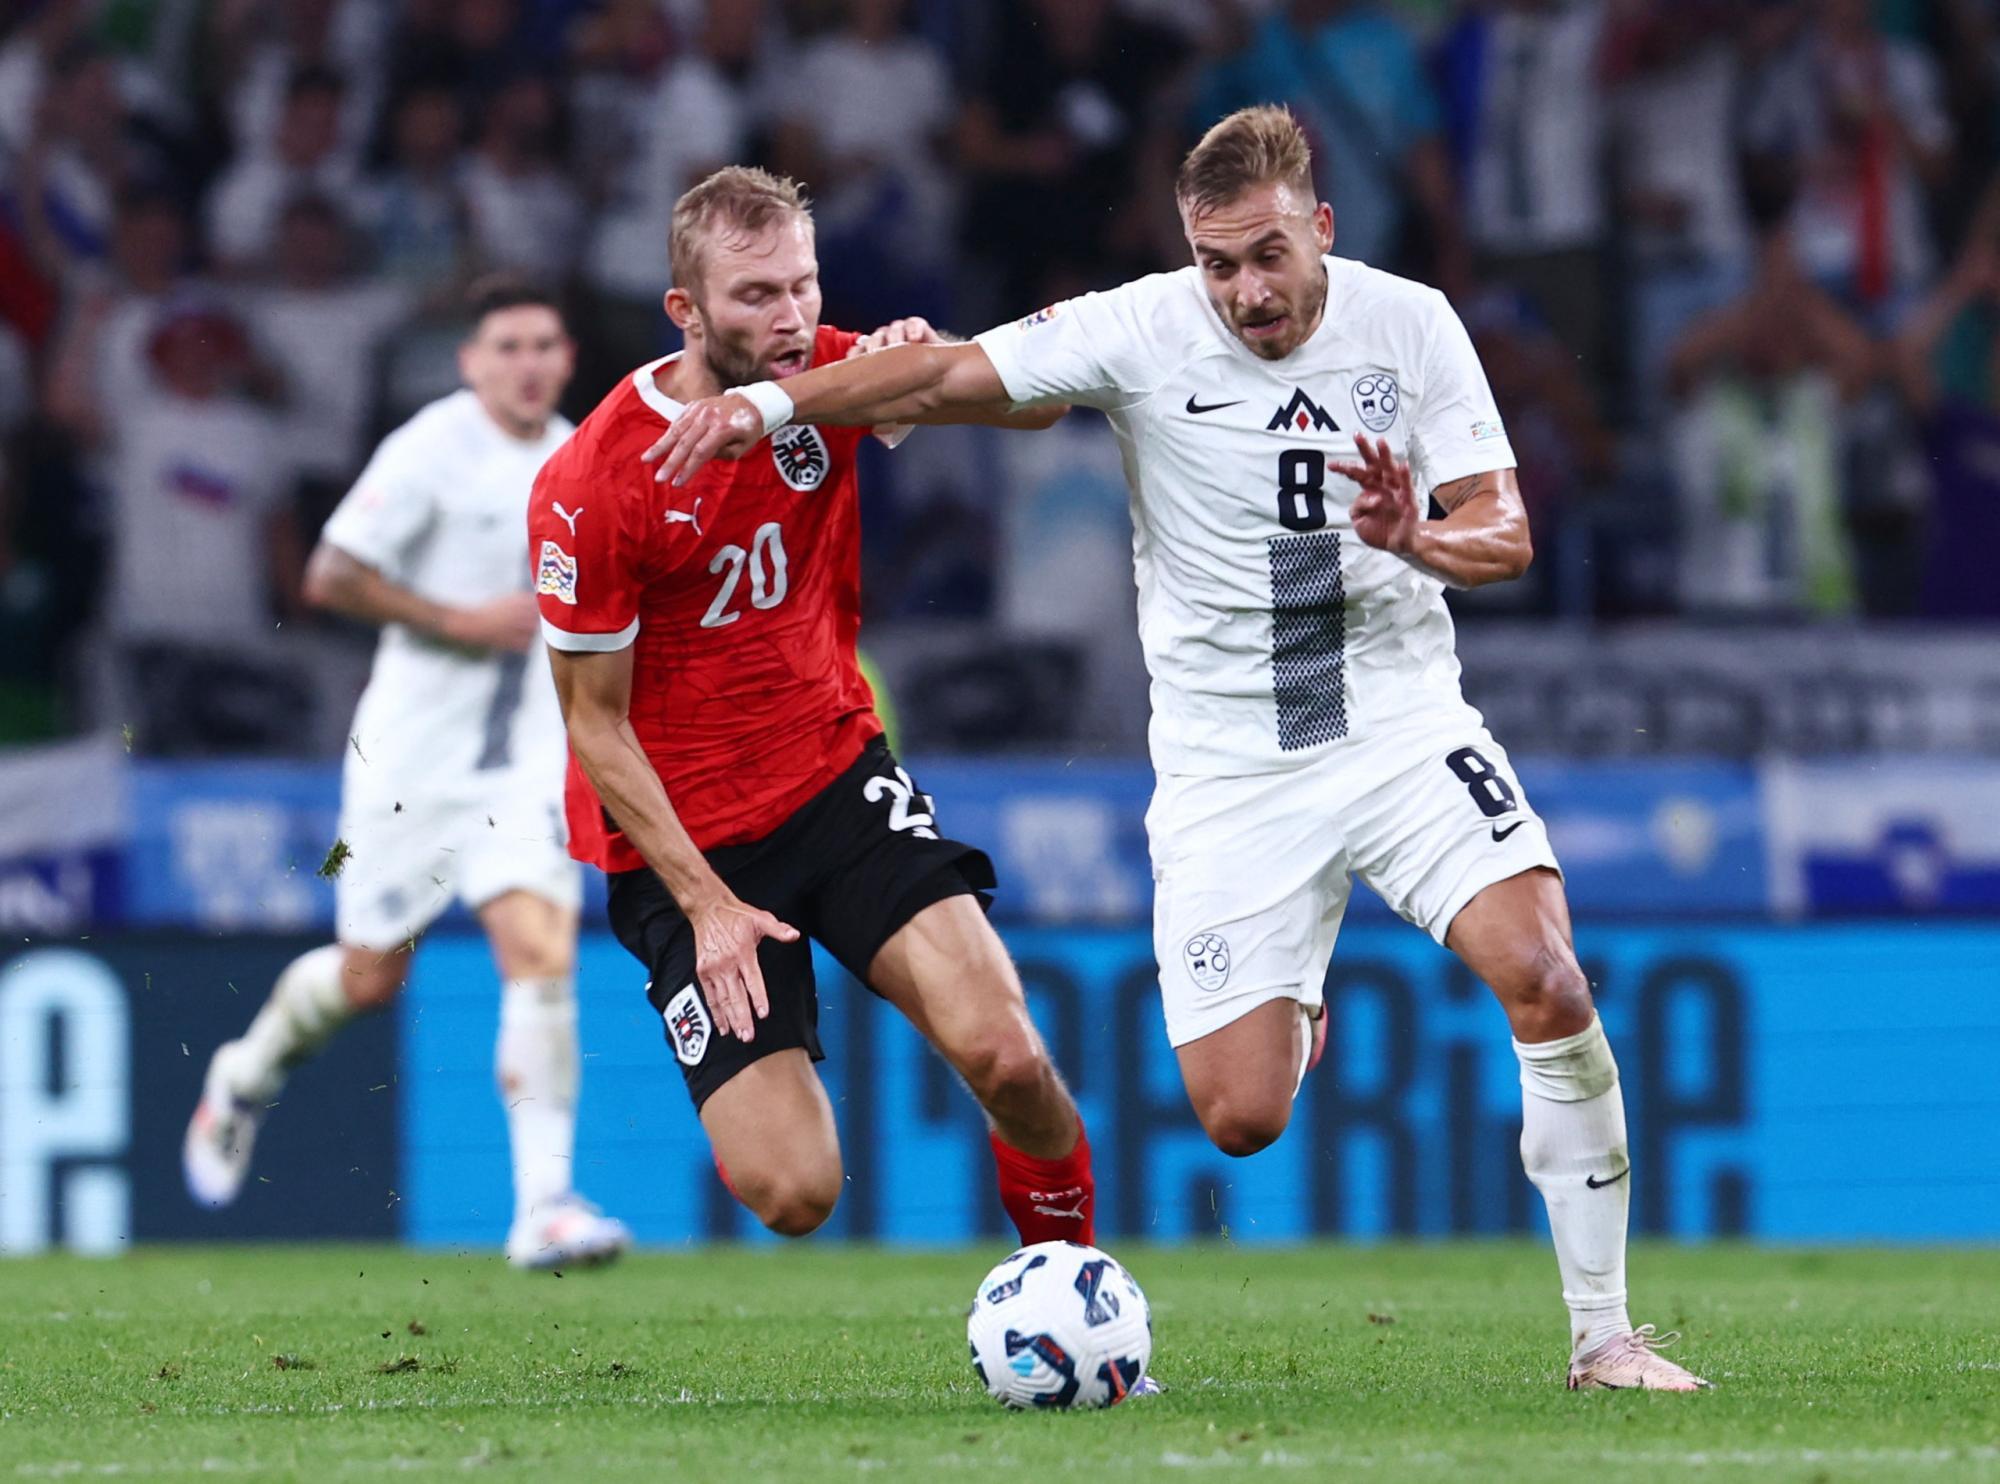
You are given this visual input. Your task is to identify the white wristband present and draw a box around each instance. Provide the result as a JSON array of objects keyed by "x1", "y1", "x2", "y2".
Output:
[{"x1": 730, "y1": 380, "x2": 795, "y2": 437}]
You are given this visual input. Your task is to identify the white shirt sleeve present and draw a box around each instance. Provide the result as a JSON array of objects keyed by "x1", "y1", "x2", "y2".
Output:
[
  {"x1": 320, "y1": 424, "x2": 436, "y2": 573},
  {"x1": 973, "y1": 285, "x2": 1163, "y2": 412},
  {"x1": 1407, "y1": 289, "x2": 1518, "y2": 494}
]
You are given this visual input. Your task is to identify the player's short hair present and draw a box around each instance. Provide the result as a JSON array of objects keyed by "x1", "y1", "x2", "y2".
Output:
[
  {"x1": 1176, "y1": 105, "x2": 1316, "y2": 221},
  {"x1": 669, "y1": 166, "x2": 812, "y2": 294},
  {"x1": 463, "y1": 273, "x2": 564, "y2": 337}
]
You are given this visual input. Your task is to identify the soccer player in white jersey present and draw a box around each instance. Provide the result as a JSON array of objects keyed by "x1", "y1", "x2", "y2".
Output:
[
  {"x1": 644, "y1": 108, "x2": 1709, "y2": 1390},
  {"x1": 183, "y1": 279, "x2": 632, "y2": 1270}
]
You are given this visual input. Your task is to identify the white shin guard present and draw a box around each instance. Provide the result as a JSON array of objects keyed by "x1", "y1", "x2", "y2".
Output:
[
  {"x1": 496, "y1": 976, "x2": 580, "y2": 1223},
  {"x1": 1515, "y1": 1016, "x2": 1633, "y2": 1357}
]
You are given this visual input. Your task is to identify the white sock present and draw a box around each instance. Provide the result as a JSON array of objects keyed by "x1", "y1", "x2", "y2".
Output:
[
  {"x1": 221, "y1": 944, "x2": 354, "y2": 1103},
  {"x1": 1515, "y1": 1015, "x2": 1633, "y2": 1358},
  {"x1": 497, "y1": 976, "x2": 579, "y2": 1225}
]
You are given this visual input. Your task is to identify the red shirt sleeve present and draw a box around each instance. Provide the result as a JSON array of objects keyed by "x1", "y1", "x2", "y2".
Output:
[{"x1": 530, "y1": 454, "x2": 644, "y2": 652}]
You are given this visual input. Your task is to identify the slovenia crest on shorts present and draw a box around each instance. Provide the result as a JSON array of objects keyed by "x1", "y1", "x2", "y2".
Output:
[
  {"x1": 770, "y1": 424, "x2": 830, "y2": 491},
  {"x1": 536, "y1": 540, "x2": 578, "y2": 604},
  {"x1": 1184, "y1": 932, "x2": 1231, "y2": 993},
  {"x1": 1350, "y1": 372, "x2": 1400, "y2": 433},
  {"x1": 664, "y1": 984, "x2": 711, "y2": 1066}
]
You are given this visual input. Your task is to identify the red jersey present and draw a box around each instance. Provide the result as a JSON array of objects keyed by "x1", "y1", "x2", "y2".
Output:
[{"x1": 530, "y1": 326, "x2": 884, "y2": 871}]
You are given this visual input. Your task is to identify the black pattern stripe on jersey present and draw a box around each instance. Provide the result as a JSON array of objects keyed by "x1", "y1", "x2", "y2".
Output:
[
  {"x1": 474, "y1": 651, "x2": 528, "y2": 771},
  {"x1": 1267, "y1": 531, "x2": 1348, "y2": 750}
]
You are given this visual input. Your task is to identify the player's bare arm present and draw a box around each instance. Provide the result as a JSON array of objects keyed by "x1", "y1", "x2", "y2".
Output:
[
  {"x1": 846, "y1": 318, "x2": 1068, "y2": 432},
  {"x1": 304, "y1": 541, "x2": 539, "y2": 652},
  {"x1": 547, "y1": 643, "x2": 799, "y2": 1042},
  {"x1": 1332, "y1": 436, "x2": 1531, "y2": 589},
  {"x1": 643, "y1": 341, "x2": 1015, "y2": 486}
]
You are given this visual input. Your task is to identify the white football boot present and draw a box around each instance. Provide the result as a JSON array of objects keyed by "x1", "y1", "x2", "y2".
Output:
[
  {"x1": 182, "y1": 1041, "x2": 267, "y2": 1209},
  {"x1": 1567, "y1": 1325, "x2": 1711, "y2": 1391},
  {"x1": 505, "y1": 1194, "x2": 634, "y2": 1270}
]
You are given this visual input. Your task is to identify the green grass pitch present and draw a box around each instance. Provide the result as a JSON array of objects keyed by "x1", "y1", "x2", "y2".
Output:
[{"x1": 3, "y1": 1243, "x2": 1996, "y2": 1481}]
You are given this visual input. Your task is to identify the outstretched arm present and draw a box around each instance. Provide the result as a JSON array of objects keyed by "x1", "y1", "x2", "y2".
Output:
[
  {"x1": 846, "y1": 317, "x2": 1066, "y2": 431},
  {"x1": 644, "y1": 341, "x2": 1018, "y2": 485},
  {"x1": 1332, "y1": 437, "x2": 1531, "y2": 589}
]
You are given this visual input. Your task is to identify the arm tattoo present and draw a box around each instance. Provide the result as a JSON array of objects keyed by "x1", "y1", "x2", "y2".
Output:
[{"x1": 1432, "y1": 472, "x2": 1495, "y2": 513}]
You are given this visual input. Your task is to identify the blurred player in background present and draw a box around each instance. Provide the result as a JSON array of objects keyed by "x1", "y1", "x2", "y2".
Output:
[
  {"x1": 645, "y1": 110, "x2": 1708, "y2": 1392},
  {"x1": 528, "y1": 170, "x2": 1130, "y2": 1306},
  {"x1": 184, "y1": 278, "x2": 631, "y2": 1271}
]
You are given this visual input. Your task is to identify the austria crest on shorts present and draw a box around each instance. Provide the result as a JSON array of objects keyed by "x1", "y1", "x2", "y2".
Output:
[
  {"x1": 536, "y1": 540, "x2": 577, "y2": 604},
  {"x1": 770, "y1": 424, "x2": 830, "y2": 491},
  {"x1": 663, "y1": 984, "x2": 711, "y2": 1066}
]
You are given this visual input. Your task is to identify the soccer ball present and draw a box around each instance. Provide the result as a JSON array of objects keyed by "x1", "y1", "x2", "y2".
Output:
[{"x1": 965, "y1": 1240, "x2": 1153, "y2": 1409}]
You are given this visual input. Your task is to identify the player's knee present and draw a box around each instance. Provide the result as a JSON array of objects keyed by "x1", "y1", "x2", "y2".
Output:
[
  {"x1": 960, "y1": 1031, "x2": 1052, "y2": 1117},
  {"x1": 1197, "y1": 1091, "x2": 1291, "y2": 1158},
  {"x1": 751, "y1": 1171, "x2": 841, "y2": 1238},
  {"x1": 1503, "y1": 948, "x2": 1593, "y2": 1042},
  {"x1": 340, "y1": 952, "x2": 409, "y2": 1012}
]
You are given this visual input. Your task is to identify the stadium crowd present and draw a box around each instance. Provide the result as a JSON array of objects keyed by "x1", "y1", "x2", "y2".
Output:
[{"x1": 0, "y1": 0, "x2": 1997, "y2": 754}]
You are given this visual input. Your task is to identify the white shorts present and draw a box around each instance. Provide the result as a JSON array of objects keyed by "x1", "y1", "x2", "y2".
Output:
[
  {"x1": 334, "y1": 785, "x2": 581, "y2": 952},
  {"x1": 1149, "y1": 709, "x2": 1561, "y2": 1049}
]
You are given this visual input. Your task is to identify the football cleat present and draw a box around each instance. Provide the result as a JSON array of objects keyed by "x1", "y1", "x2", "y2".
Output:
[
  {"x1": 1129, "y1": 1374, "x2": 1167, "y2": 1398},
  {"x1": 505, "y1": 1195, "x2": 633, "y2": 1271},
  {"x1": 1567, "y1": 1324, "x2": 1711, "y2": 1392},
  {"x1": 182, "y1": 1044, "x2": 266, "y2": 1210}
]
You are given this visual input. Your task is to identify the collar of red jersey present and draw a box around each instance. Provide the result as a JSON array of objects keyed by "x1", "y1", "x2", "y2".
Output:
[{"x1": 633, "y1": 354, "x2": 687, "y2": 420}]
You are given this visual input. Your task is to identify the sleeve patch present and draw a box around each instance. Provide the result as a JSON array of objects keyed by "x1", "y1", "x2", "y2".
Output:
[
  {"x1": 536, "y1": 540, "x2": 578, "y2": 605},
  {"x1": 1015, "y1": 304, "x2": 1062, "y2": 330},
  {"x1": 1470, "y1": 418, "x2": 1507, "y2": 443}
]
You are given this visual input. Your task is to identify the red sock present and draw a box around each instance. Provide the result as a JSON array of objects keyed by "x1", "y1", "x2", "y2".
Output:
[{"x1": 990, "y1": 1124, "x2": 1096, "y2": 1246}]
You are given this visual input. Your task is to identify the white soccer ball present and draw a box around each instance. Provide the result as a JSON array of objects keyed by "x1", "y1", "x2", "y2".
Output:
[{"x1": 965, "y1": 1240, "x2": 1153, "y2": 1409}]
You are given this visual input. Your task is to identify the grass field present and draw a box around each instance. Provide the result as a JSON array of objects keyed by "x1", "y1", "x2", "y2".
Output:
[{"x1": 2, "y1": 1244, "x2": 1996, "y2": 1482}]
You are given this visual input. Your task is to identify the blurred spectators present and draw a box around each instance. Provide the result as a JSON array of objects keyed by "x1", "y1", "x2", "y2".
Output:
[
  {"x1": 460, "y1": 72, "x2": 580, "y2": 283},
  {"x1": 0, "y1": 0, "x2": 1995, "y2": 757},
  {"x1": 1665, "y1": 221, "x2": 1877, "y2": 616},
  {"x1": 99, "y1": 296, "x2": 309, "y2": 753},
  {"x1": 1604, "y1": 1, "x2": 1754, "y2": 418},
  {"x1": 1739, "y1": 0, "x2": 1953, "y2": 320},
  {"x1": 237, "y1": 194, "x2": 410, "y2": 507},
  {"x1": 1894, "y1": 177, "x2": 2000, "y2": 617},
  {"x1": 359, "y1": 84, "x2": 474, "y2": 417},
  {"x1": 1436, "y1": 0, "x2": 1610, "y2": 388},
  {"x1": 570, "y1": 0, "x2": 748, "y2": 390},
  {"x1": 1194, "y1": 1, "x2": 1465, "y2": 287},
  {"x1": 956, "y1": 0, "x2": 1186, "y2": 311},
  {"x1": 211, "y1": 0, "x2": 385, "y2": 166},
  {"x1": 205, "y1": 64, "x2": 360, "y2": 272},
  {"x1": 769, "y1": 0, "x2": 955, "y2": 326}
]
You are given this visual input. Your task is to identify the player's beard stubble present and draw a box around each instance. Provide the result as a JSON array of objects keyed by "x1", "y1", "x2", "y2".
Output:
[{"x1": 692, "y1": 307, "x2": 810, "y2": 392}]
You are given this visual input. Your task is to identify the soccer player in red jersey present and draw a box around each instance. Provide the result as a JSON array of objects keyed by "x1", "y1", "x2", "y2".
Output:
[{"x1": 529, "y1": 167, "x2": 1097, "y2": 1249}]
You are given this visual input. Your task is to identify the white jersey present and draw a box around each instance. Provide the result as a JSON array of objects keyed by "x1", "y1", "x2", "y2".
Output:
[
  {"x1": 975, "y1": 256, "x2": 1519, "y2": 777},
  {"x1": 321, "y1": 390, "x2": 573, "y2": 806}
]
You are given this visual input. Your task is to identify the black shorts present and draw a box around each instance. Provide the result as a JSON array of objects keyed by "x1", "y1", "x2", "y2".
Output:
[{"x1": 606, "y1": 737, "x2": 995, "y2": 1110}]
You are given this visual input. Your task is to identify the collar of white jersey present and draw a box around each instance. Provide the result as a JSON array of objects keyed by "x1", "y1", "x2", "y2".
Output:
[
  {"x1": 1196, "y1": 254, "x2": 1354, "y2": 366},
  {"x1": 633, "y1": 353, "x2": 688, "y2": 420}
]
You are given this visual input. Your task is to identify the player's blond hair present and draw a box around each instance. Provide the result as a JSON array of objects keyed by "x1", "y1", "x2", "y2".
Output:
[
  {"x1": 669, "y1": 166, "x2": 813, "y2": 293},
  {"x1": 1176, "y1": 105, "x2": 1316, "y2": 220}
]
